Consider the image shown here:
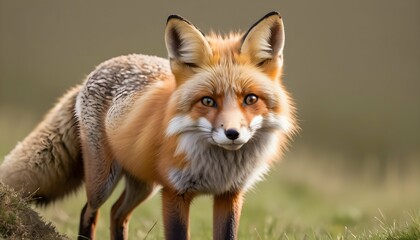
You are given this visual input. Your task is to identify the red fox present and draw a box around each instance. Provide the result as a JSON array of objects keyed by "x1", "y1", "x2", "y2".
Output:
[{"x1": 0, "y1": 12, "x2": 297, "y2": 240}]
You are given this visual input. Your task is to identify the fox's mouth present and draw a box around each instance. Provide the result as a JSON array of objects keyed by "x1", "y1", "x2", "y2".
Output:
[{"x1": 218, "y1": 143, "x2": 244, "y2": 151}]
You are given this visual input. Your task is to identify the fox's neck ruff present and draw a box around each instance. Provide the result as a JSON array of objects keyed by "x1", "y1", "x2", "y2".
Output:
[{"x1": 166, "y1": 125, "x2": 283, "y2": 194}]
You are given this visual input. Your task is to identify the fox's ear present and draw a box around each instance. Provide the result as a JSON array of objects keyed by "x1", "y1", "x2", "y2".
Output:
[
  {"x1": 165, "y1": 15, "x2": 212, "y2": 69},
  {"x1": 240, "y1": 12, "x2": 285, "y2": 69}
]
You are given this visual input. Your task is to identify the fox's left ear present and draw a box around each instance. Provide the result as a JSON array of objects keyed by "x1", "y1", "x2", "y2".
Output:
[{"x1": 240, "y1": 12, "x2": 285, "y2": 69}]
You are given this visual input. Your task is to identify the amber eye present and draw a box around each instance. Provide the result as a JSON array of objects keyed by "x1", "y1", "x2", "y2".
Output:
[
  {"x1": 201, "y1": 96, "x2": 217, "y2": 107},
  {"x1": 244, "y1": 94, "x2": 258, "y2": 105}
]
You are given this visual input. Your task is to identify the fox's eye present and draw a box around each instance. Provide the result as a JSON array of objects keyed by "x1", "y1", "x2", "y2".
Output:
[
  {"x1": 201, "y1": 97, "x2": 217, "y2": 107},
  {"x1": 256, "y1": 59, "x2": 270, "y2": 67},
  {"x1": 244, "y1": 94, "x2": 258, "y2": 105}
]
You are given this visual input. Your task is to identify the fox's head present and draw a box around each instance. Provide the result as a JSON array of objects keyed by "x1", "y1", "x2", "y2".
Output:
[{"x1": 164, "y1": 12, "x2": 296, "y2": 153}]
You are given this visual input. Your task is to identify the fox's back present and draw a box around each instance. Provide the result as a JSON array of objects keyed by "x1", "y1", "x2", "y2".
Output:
[{"x1": 75, "y1": 54, "x2": 172, "y2": 134}]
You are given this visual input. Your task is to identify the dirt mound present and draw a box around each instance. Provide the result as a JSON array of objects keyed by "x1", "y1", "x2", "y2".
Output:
[{"x1": 0, "y1": 182, "x2": 67, "y2": 240}]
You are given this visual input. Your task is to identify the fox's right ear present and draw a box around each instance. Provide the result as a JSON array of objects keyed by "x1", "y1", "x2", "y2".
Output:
[{"x1": 165, "y1": 15, "x2": 212, "y2": 71}]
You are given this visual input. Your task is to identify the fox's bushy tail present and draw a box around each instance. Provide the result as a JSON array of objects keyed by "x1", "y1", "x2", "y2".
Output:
[{"x1": 0, "y1": 85, "x2": 84, "y2": 204}]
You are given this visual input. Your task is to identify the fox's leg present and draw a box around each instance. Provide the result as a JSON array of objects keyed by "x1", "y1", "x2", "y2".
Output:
[
  {"x1": 161, "y1": 188, "x2": 194, "y2": 240},
  {"x1": 78, "y1": 128, "x2": 122, "y2": 240},
  {"x1": 213, "y1": 192, "x2": 244, "y2": 240},
  {"x1": 110, "y1": 173, "x2": 158, "y2": 240}
]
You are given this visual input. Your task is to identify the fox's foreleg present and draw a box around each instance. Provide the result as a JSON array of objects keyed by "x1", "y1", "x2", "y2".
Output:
[
  {"x1": 162, "y1": 188, "x2": 195, "y2": 240},
  {"x1": 213, "y1": 192, "x2": 244, "y2": 240}
]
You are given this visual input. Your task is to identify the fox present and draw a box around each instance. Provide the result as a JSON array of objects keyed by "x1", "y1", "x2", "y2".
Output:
[{"x1": 0, "y1": 12, "x2": 297, "y2": 240}]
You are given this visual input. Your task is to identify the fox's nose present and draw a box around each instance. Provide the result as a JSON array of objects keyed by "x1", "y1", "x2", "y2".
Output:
[{"x1": 225, "y1": 128, "x2": 240, "y2": 140}]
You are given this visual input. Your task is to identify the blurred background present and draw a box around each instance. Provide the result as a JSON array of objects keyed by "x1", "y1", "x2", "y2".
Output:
[{"x1": 1, "y1": 0, "x2": 419, "y2": 238}]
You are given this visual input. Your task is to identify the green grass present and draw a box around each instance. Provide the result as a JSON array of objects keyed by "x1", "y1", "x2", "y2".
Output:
[
  {"x1": 34, "y1": 160, "x2": 420, "y2": 239},
  {"x1": 360, "y1": 211, "x2": 420, "y2": 240},
  {"x1": 1, "y1": 107, "x2": 420, "y2": 239}
]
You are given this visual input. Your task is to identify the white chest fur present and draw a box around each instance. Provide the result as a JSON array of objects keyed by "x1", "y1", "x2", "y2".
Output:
[{"x1": 167, "y1": 132, "x2": 279, "y2": 194}]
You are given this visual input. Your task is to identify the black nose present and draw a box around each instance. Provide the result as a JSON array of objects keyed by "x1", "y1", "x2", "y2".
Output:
[{"x1": 225, "y1": 128, "x2": 239, "y2": 140}]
